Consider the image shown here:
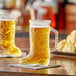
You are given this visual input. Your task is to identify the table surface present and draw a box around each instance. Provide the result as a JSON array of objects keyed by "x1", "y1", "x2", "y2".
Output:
[{"x1": 0, "y1": 37, "x2": 76, "y2": 76}]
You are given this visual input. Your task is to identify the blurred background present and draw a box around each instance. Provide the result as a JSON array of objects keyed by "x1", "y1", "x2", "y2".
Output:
[
  {"x1": 0, "y1": 0, "x2": 76, "y2": 51},
  {"x1": 0, "y1": 0, "x2": 76, "y2": 32}
]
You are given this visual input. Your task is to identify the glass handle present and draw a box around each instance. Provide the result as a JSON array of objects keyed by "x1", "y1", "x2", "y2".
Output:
[{"x1": 50, "y1": 27, "x2": 58, "y2": 49}]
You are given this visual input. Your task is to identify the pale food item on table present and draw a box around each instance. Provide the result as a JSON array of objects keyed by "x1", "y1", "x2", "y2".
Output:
[
  {"x1": 66, "y1": 34, "x2": 71, "y2": 43},
  {"x1": 57, "y1": 39, "x2": 67, "y2": 51},
  {"x1": 70, "y1": 30, "x2": 76, "y2": 44},
  {"x1": 57, "y1": 30, "x2": 76, "y2": 53},
  {"x1": 66, "y1": 30, "x2": 76, "y2": 44},
  {"x1": 62, "y1": 43, "x2": 75, "y2": 53}
]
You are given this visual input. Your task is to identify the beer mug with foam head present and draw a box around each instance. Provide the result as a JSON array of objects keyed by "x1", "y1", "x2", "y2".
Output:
[
  {"x1": 20, "y1": 20, "x2": 58, "y2": 66},
  {"x1": 0, "y1": 14, "x2": 22, "y2": 56}
]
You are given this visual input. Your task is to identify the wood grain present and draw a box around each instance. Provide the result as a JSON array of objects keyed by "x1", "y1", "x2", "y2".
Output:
[{"x1": 0, "y1": 37, "x2": 75, "y2": 76}]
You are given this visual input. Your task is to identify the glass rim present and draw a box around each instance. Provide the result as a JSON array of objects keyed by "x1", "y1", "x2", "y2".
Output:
[
  {"x1": 29, "y1": 20, "x2": 51, "y2": 24},
  {"x1": 0, "y1": 14, "x2": 15, "y2": 21}
]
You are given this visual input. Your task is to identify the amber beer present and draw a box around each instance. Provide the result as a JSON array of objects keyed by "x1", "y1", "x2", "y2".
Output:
[
  {"x1": 0, "y1": 21, "x2": 15, "y2": 54},
  {"x1": 20, "y1": 20, "x2": 58, "y2": 66},
  {"x1": 20, "y1": 20, "x2": 50, "y2": 66},
  {"x1": 0, "y1": 15, "x2": 22, "y2": 56},
  {"x1": 30, "y1": 25, "x2": 50, "y2": 65},
  {"x1": 0, "y1": 21, "x2": 15, "y2": 46}
]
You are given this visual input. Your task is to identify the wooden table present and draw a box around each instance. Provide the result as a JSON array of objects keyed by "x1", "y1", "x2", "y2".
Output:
[{"x1": 0, "y1": 37, "x2": 76, "y2": 76}]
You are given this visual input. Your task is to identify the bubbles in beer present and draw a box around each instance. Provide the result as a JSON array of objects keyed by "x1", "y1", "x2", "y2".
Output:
[
  {"x1": 0, "y1": 21, "x2": 22, "y2": 56},
  {"x1": 20, "y1": 25, "x2": 50, "y2": 66}
]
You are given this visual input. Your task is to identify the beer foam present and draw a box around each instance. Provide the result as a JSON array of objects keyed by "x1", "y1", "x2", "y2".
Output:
[
  {"x1": 0, "y1": 17, "x2": 14, "y2": 21},
  {"x1": 30, "y1": 25, "x2": 49, "y2": 28},
  {"x1": 0, "y1": 14, "x2": 15, "y2": 21},
  {"x1": 0, "y1": 19, "x2": 14, "y2": 21}
]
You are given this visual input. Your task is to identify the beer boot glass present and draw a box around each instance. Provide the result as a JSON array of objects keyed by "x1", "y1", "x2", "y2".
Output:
[
  {"x1": 0, "y1": 14, "x2": 22, "y2": 56},
  {"x1": 20, "y1": 20, "x2": 58, "y2": 66}
]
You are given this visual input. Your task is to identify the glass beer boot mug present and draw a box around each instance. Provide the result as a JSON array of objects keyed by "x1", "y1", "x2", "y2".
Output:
[
  {"x1": 20, "y1": 20, "x2": 58, "y2": 66},
  {"x1": 0, "y1": 14, "x2": 22, "y2": 56}
]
